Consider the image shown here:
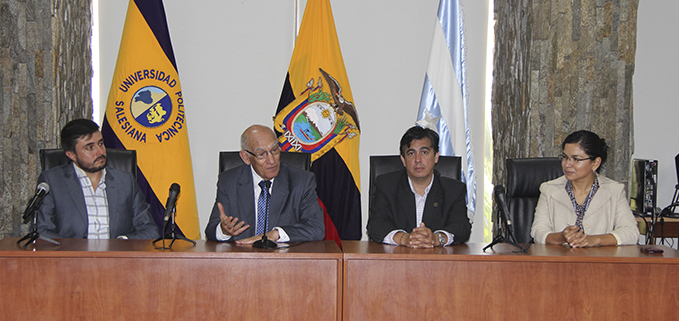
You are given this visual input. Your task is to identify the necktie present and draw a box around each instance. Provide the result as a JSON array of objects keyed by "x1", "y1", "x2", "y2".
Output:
[{"x1": 256, "y1": 180, "x2": 271, "y2": 235}]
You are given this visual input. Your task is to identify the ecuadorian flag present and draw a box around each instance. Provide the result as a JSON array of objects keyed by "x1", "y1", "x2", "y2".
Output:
[
  {"x1": 275, "y1": 0, "x2": 362, "y2": 245},
  {"x1": 101, "y1": 0, "x2": 200, "y2": 239}
]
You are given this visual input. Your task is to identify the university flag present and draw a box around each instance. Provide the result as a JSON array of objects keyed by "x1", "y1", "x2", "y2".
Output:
[
  {"x1": 101, "y1": 0, "x2": 200, "y2": 239},
  {"x1": 416, "y1": 0, "x2": 476, "y2": 218},
  {"x1": 275, "y1": 0, "x2": 362, "y2": 245}
]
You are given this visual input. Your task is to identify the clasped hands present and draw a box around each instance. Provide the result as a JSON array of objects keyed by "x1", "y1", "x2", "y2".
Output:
[
  {"x1": 561, "y1": 225, "x2": 600, "y2": 248},
  {"x1": 395, "y1": 223, "x2": 443, "y2": 248},
  {"x1": 218, "y1": 202, "x2": 279, "y2": 245}
]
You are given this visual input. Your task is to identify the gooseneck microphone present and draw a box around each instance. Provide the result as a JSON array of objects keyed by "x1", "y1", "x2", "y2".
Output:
[
  {"x1": 162, "y1": 183, "x2": 181, "y2": 235},
  {"x1": 23, "y1": 182, "x2": 50, "y2": 224},
  {"x1": 494, "y1": 185, "x2": 513, "y2": 229}
]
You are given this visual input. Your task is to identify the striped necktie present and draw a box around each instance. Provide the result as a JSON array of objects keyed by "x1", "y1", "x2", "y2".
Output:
[{"x1": 256, "y1": 180, "x2": 271, "y2": 235}]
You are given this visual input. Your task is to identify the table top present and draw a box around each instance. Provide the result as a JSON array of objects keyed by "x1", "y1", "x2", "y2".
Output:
[
  {"x1": 0, "y1": 237, "x2": 343, "y2": 259},
  {"x1": 341, "y1": 240, "x2": 679, "y2": 263}
]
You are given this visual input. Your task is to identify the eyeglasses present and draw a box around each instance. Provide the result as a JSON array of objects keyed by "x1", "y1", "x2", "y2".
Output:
[
  {"x1": 245, "y1": 145, "x2": 281, "y2": 160},
  {"x1": 559, "y1": 154, "x2": 594, "y2": 163}
]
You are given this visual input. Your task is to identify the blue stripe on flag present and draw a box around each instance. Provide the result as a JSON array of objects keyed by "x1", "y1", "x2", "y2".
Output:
[{"x1": 417, "y1": 0, "x2": 476, "y2": 216}]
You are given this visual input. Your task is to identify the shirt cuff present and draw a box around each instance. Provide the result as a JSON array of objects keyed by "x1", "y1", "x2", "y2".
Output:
[
  {"x1": 215, "y1": 225, "x2": 232, "y2": 241},
  {"x1": 383, "y1": 229, "x2": 406, "y2": 245},
  {"x1": 274, "y1": 227, "x2": 289, "y2": 243},
  {"x1": 433, "y1": 230, "x2": 454, "y2": 246}
]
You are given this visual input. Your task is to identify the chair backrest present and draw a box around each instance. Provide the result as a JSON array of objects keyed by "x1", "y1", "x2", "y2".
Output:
[
  {"x1": 218, "y1": 151, "x2": 311, "y2": 173},
  {"x1": 40, "y1": 148, "x2": 138, "y2": 180},
  {"x1": 501, "y1": 157, "x2": 562, "y2": 243},
  {"x1": 368, "y1": 155, "x2": 462, "y2": 211}
]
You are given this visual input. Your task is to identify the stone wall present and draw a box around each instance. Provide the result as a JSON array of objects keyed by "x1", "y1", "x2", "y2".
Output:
[
  {"x1": 0, "y1": 0, "x2": 91, "y2": 238},
  {"x1": 492, "y1": 0, "x2": 638, "y2": 187}
]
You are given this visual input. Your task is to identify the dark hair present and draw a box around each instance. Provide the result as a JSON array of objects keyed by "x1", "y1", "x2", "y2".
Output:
[
  {"x1": 562, "y1": 130, "x2": 608, "y2": 172},
  {"x1": 60, "y1": 119, "x2": 100, "y2": 153},
  {"x1": 399, "y1": 126, "x2": 440, "y2": 156}
]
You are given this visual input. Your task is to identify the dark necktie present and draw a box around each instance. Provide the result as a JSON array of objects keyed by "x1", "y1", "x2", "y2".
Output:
[{"x1": 256, "y1": 180, "x2": 271, "y2": 235}]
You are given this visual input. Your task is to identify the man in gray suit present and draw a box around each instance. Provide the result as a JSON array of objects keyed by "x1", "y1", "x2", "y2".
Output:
[
  {"x1": 36, "y1": 119, "x2": 159, "y2": 239},
  {"x1": 205, "y1": 125, "x2": 324, "y2": 243}
]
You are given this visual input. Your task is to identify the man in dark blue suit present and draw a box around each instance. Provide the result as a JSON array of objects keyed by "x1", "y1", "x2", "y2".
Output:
[
  {"x1": 37, "y1": 119, "x2": 159, "y2": 239},
  {"x1": 205, "y1": 125, "x2": 324, "y2": 243},
  {"x1": 367, "y1": 126, "x2": 471, "y2": 248}
]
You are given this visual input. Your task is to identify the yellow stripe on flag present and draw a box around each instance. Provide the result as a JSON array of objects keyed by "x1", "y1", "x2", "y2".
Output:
[{"x1": 104, "y1": 1, "x2": 199, "y2": 239}]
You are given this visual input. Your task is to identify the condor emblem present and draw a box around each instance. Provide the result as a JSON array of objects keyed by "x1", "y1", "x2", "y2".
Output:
[
  {"x1": 274, "y1": 68, "x2": 359, "y2": 161},
  {"x1": 131, "y1": 86, "x2": 172, "y2": 128}
]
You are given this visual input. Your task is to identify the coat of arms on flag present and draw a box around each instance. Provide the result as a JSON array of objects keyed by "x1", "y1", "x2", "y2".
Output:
[{"x1": 274, "y1": 68, "x2": 359, "y2": 161}]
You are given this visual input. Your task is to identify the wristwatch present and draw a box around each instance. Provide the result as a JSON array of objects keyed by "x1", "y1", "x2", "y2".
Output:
[{"x1": 436, "y1": 232, "x2": 446, "y2": 247}]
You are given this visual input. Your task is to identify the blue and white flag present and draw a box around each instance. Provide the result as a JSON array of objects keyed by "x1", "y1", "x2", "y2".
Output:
[{"x1": 416, "y1": 0, "x2": 476, "y2": 219}]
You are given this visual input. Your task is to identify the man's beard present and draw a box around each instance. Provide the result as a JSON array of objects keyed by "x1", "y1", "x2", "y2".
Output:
[{"x1": 76, "y1": 155, "x2": 108, "y2": 173}]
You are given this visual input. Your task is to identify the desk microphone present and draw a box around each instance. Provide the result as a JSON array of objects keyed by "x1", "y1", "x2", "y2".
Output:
[
  {"x1": 494, "y1": 185, "x2": 513, "y2": 228},
  {"x1": 162, "y1": 183, "x2": 180, "y2": 235},
  {"x1": 23, "y1": 182, "x2": 50, "y2": 224}
]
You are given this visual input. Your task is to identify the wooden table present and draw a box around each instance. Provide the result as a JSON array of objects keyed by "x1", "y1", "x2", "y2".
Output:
[
  {"x1": 342, "y1": 241, "x2": 679, "y2": 320},
  {"x1": 637, "y1": 216, "x2": 679, "y2": 244},
  {"x1": 0, "y1": 238, "x2": 342, "y2": 320}
]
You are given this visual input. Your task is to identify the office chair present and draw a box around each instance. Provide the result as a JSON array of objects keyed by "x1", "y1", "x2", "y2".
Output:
[
  {"x1": 40, "y1": 148, "x2": 138, "y2": 180},
  {"x1": 218, "y1": 151, "x2": 311, "y2": 173},
  {"x1": 368, "y1": 155, "x2": 462, "y2": 211},
  {"x1": 494, "y1": 157, "x2": 562, "y2": 244}
]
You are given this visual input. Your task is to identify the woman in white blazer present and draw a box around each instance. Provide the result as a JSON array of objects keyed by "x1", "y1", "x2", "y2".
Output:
[{"x1": 531, "y1": 130, "x2": 639, "y2": 247}]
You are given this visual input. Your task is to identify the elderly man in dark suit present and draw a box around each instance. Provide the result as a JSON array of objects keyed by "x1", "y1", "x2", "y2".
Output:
[
  {"x1": 37, "y1": 119, "x2": 159, "y2": 239},
  {"x1": 205, "y1": 125, "x2": 324, "y2": 243},
  {"x1": 367, "y1": 126, "x2": 471, "y2": 248}
]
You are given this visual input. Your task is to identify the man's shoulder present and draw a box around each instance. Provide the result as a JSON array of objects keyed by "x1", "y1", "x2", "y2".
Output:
[
  {"x1": 105, "y1": 167, "x2": 135, "y2": 181},
  {"x1": 41, "y1": 163, "x2": 73, "y2": 175},
  {"x1": 218, "y1": 163, "x2": 250, "y2": 181},
  {"x1": 435, "y1": 171, "x2": 464, "y2": 185},
  {"x1": 375, "y1": 168, "x2": 406, "y2": 182},
  {"x1": 279, "y1": 162, "x2": 315, "y2": 183}
]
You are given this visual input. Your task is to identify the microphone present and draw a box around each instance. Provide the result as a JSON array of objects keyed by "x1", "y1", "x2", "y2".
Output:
[
  {"x1": 162, "y1": 183, "x2": 180, "y2": 234},
  {"x1": 23, "y1": 182, "x2": 50, "y2": 224},
  {"x1": 494, "y1": 185, "x2": 512, "y2": 228}
]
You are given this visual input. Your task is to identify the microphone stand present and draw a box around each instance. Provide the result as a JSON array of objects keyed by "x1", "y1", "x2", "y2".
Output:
[
  {"x1": 153, "y1": 205, "x2": 195, "y2": 249},
  {"x1": 483, "y1": 214, "x2": 523, "y2": 252},
  {"x1": 484, "y1": 188, "x2": 523, "y2": 252},
  {"x1": 17, "y1": 208, "x2": 60, "y2": 249},
  {"x1": 253, "y1": 189, "x2": 277, "y2": 249}
]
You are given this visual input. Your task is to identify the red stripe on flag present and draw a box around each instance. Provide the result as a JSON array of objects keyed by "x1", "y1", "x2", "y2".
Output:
[{"x1": 318, "y1": 198, "x2": 341, "y2": 249}]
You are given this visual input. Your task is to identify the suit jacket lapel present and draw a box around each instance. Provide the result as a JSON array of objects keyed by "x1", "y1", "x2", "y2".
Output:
[
  {"x1": 552, "y1": 180, "x2": 575, "y2": 210},
  {"x1": 237, "y1": 166, "x2": 256, "y2": 236},
  {"x1": 105, "y1": 170, "x2": 119, "y2": 237},
  {"x1": 64, "y1": 165, "x2": 89, "y2": 224},
  {"x1": 422, "y1": 175, "x2": 442, "y2": 224},
  {"x1": 397, "y1": 174, "x2": 417, "y2": 230},
  {"x1": 268, "y1": 165, "x2": 289, "y2": 229},
  {"x1": 584, "y1": 180, "x2": 611, "y2": 214}
]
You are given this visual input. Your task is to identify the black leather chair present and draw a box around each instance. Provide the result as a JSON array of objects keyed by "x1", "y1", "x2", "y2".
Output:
[
  {"x1": 218, "y1": 151, "x2": 311, "y2": 173},
  {"x1": 496, "y1": 157, "x2": 562, "y2": 244},
  {"x1": 40, "y1": 148, "x2": 138, "y2": 180},
  {"x1": 368, "y1": 155, "x2": 462, "y2": 211}
]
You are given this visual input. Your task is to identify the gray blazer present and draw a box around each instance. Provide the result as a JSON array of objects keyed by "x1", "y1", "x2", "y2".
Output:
[
  {"x1": 205, "y1": 162, "x2": 324, "y2": 242},
  {"x1": 36, "y1": 164, "x2": 159, "y2": 239}
]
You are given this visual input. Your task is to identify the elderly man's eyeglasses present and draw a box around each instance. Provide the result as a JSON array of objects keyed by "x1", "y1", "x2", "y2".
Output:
[
  {"x1": 245, "y1": 146, "x2": 281, "y2": 160},
  {"x1": 559, "y1": 154, "x2": 594, "y2": 163}
]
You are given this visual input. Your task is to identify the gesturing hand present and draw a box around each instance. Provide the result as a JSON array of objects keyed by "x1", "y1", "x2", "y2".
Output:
[{"x1": 218, "y1": 202, "x2": 249, "y2": 236}]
